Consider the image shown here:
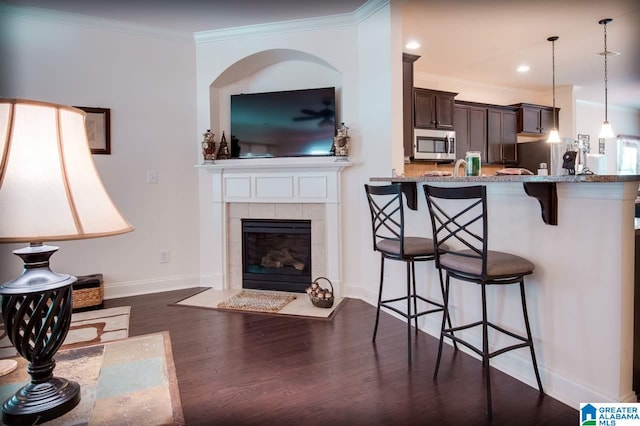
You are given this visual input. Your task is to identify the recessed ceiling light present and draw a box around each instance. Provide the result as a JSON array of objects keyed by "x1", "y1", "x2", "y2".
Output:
[
  {"x1": 405, "y1": 40, "x2": 420, "y2": 50},
  {"x1": 517, "y1": 65, "x2": 530, "y2": 73}
]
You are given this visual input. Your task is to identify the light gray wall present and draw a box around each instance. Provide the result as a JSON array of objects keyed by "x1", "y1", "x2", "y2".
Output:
[{"x1": 0, "y1": 12, "x2": 200, "y2": 297}]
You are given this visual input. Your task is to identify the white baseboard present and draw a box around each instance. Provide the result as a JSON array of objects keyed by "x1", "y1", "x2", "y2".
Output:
[
  {"x1": 342, "y1": 282, "x2": 376, "y2": 304},
  {"x1": 103, "y1": 274, "x2": 201, "y2": 299},
  {"x1": 202, "y1": 272, "x2": 224, "y2": 289}
]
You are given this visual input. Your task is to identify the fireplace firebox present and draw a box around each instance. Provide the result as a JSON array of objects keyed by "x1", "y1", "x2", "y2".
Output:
[{"x1": 241, "y1": 219, "x2": 311, "y2": 293}]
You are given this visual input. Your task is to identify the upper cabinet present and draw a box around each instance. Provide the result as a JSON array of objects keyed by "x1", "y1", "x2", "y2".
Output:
[
  {"x1": 511, "y1": 103, "x2": 559, "y2": 136},
  {"x1": 487, "y1": 106, "x2": 518, "y2": 164},
  {"x1": 455, "y1": 101, "x2": 516, "y2": 164},
  {"x1": 454, "y1": 102, "x2": 487, "y2": 161},
  {"x1": 414, "y1": 88, "x2": 457, "y2": 130}
]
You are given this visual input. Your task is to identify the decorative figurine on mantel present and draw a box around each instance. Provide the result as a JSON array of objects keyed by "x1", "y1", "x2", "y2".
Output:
[
  {"x1": 217, "y1": 131, "x2": 231, "y2": 160},
  {"x1": 333, "y1": 122, "x2": 350, "y2": 161},
  {"x1": 201, "y1": 129, "x2": 216, "y2": 164}
]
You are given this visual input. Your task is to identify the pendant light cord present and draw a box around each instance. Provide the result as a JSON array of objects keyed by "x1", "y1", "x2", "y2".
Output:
[
  {"x1": 603, "y1": 20, "x2": 608, "y2": 122},
  {"x1": 552, "y1": 38, "x2": 557, "y2": 130},
  {"x1": 598, "y1": 18, "x2": 614, "y2": 139},
  {"x1": 547, "y1": 36, "x2": 559, "y2": 132}
]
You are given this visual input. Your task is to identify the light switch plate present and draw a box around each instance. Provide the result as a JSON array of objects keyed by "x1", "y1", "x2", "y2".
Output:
[{"x1": 147, "y1": 170, "x2": 158, "y2": 184}]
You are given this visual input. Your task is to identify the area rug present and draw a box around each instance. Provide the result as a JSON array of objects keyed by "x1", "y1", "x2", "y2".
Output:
[
  {"x1": 217, "y1": 290, "x2": 296, "y2": 313},
  {"x1": 0, "y1": 306, "x2": 130, "y2": 359},
  {"x1": 0, "y1": 331, "x2": 184, "y2": 425},
  {"x1": 172, "y1": 288, "x2": 345, "y2": 320}
]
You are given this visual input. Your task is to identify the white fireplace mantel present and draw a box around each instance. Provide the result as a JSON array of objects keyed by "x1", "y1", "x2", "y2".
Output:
[{"x1": 197, "y1": 157, "x2": 351, "y2": 296}]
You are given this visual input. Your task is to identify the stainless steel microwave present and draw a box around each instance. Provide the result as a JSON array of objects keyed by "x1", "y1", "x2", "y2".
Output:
[{"x1": 413, "y1": 129, "x2": 456, "y2": 161}]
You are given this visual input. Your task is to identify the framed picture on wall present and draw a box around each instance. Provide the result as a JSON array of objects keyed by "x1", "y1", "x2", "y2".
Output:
[{"x1": 75, "y1": 106, "x2": 111, "y2": 155}]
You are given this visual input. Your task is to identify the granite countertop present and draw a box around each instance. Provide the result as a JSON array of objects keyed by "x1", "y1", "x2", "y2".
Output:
[{"x1": 371, "y1": 174, "x2": 640, "y2": 183}]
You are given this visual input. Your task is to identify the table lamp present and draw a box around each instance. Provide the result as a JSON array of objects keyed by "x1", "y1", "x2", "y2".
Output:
[{"x1": 0, "y1": 99, "x2": 134, "y2": 424}]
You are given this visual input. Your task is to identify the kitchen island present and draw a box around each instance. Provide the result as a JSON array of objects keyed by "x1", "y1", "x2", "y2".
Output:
[{"x1": 369, "y1": 174, "x2": 640, "y2": 408}]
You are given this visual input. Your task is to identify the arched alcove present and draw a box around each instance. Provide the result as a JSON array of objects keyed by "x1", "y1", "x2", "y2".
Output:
[{"x1": 208, "y1": 49, "x2": 343, "y2": 139}]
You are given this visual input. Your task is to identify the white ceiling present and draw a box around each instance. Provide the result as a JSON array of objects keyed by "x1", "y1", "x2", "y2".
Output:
[
  {"x1": 403, "y1": 0, "x2": 640, "y2": 109},
  {"x1": 3, "y1": 0, "x2": 639, "y2": 109}
]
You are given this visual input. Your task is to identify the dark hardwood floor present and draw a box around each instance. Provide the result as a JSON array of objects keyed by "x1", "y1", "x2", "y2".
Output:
[{"x1": 104, "y1": 288, "x2": 577, "y2": 425}]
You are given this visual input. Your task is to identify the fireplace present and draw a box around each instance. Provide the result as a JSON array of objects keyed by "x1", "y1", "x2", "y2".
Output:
[
  {"x1": 201, "y1": 156, "x2": 350, "y2": 296},
  {"x1": 242, "y1": 219, "x2": 311, "y2": 293}
]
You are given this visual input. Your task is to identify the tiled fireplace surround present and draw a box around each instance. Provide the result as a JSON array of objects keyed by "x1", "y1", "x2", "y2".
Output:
[{"x1": 203, "y1": 157, "x2": 350, "y2": 296}]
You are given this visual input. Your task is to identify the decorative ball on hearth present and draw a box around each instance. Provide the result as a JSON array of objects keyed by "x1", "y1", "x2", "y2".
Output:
[
  {"x1": 201, "y1": 129, "x2": 216, "y2": 164},
  {"x1": 333, "y1": 122, "x2": 350, "y2": 161}
]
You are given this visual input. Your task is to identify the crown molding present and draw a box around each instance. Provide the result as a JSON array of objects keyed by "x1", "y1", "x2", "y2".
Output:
[
  {"x1": 354, "y1": 0, "x2": 390, "y2": 22},
  {"x1": 0, "y1": 3, "x2": 194, "y2": 43},
  {"x1": 194, "y1": 0, "x2": 391, "y2": 44},
  {"x1": 0, "y1": 0, "x2": 391, "y2": 45},
  {"x1": 194, "y1": 13, "x2": 356, "y2": 44},
  {"x1": 576, "y1": 99, "x2": 639, "y2": 112}
]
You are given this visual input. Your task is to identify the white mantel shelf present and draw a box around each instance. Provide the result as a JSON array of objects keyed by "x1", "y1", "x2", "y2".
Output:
[{"x1": 196, "y1": 156, "x2": 351, "y2": 172}]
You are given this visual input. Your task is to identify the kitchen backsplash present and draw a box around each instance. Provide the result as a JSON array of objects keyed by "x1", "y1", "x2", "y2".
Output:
[{"x1": 404, "y1": 162, "x2": 506, "y2": 177}]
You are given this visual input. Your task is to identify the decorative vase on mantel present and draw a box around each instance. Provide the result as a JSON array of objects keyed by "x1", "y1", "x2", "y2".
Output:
[
  {"x1": 201, "y1": 129, "x2": 216, "y2": 164},
  {"x1": 333, "y1": 122, "x2": 350, "y2": 161},
  {"x1": 217, "y1": 131, "x2": 231, "y2": 160}
]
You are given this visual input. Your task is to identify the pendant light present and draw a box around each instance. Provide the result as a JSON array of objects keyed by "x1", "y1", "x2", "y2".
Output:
[
  {"x1": 598, "y1": 18, "x2": 615, "y2": 139},
  {"x1": 546, "y1": 36, "x2": 561, "y2": 143}
]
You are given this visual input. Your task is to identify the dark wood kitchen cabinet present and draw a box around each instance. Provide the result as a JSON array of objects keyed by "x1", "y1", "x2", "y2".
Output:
[
  {"x1": 403, "y1": 53, "x2": 420, "y2": 158},
  {"x1": 487, "y1": 106, "x2": 518, "y2": 164},
  {"x1": 512, "y1": 103, "x2": 559, "y2": 135},
  {"x1": 454, "y1": 102, "x2": 486, "y2": 160},
  {"x1": 414, "y1": 88, "x2": 457, "y2": 130}
]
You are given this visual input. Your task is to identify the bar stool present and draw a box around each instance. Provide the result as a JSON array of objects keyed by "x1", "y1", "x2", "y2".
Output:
[
  {"x1": 364, "y1": 183, "x2": 453, "y2": 364},
  {"x1": 423, "y1": 184, "x2": 543, "y2": 419}
]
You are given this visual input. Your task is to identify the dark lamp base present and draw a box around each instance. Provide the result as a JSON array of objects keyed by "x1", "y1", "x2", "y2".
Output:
[
  {"x1": 2, "y1": 378, "x2": 80, "y2": 425},
  {"x1": 0, "y1": 243, "x2": 81, "y2": 425}
]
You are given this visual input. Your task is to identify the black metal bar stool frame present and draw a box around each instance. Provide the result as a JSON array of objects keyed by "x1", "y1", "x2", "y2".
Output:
[
  {"x1": 365, "y1": 183, "x2": 454, "y2": 365},
  {"x1": 423, "y1": 184, "x2": 543, "y2": 419}
]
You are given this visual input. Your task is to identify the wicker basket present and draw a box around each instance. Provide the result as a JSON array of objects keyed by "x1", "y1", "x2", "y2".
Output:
[
  {"x1": 306, "y1": 277, "x2": 334, "y2": 309},
  {"x1": 72, "y1": 274, "x2": 104, "y2": 311}
]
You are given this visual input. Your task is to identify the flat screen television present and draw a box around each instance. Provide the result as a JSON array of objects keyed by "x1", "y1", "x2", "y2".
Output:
[{"x1": 230, "y1": 87, "x2": 336, "y2": 158}]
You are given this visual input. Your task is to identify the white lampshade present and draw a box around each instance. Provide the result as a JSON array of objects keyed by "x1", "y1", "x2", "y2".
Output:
[
  {"x1": 599, "y1": 121, "x2": 615, "y2": 139},
  {"x1": 547, "y1": 129, "x2": 561, "y2": 143},
  {"x1": 0, "y1": 99, "x2": 133, "y2": 242}
]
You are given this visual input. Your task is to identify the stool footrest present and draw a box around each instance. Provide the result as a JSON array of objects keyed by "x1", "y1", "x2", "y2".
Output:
[
  {"x1": 380, "y1": 302, "x2": 444, "y2": 320},
  {"x1": 380, "y1": 294, "x2": 445, "y2": 321},
  {"x1": 380, "y1": 294, "x2": 444, "y2": 308},
  {"x1": 487, "y1": 322, "x2": 529, "y2": 343},
  {"x1": 442, "y1": 320, "x2": 533, "y2": 359},
  {"x1": 489, "y1": 342, "x2": 531, "y2": 358},
  {"x1": 443, "y1": 334, "x2": 484, "y2": 357}
]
